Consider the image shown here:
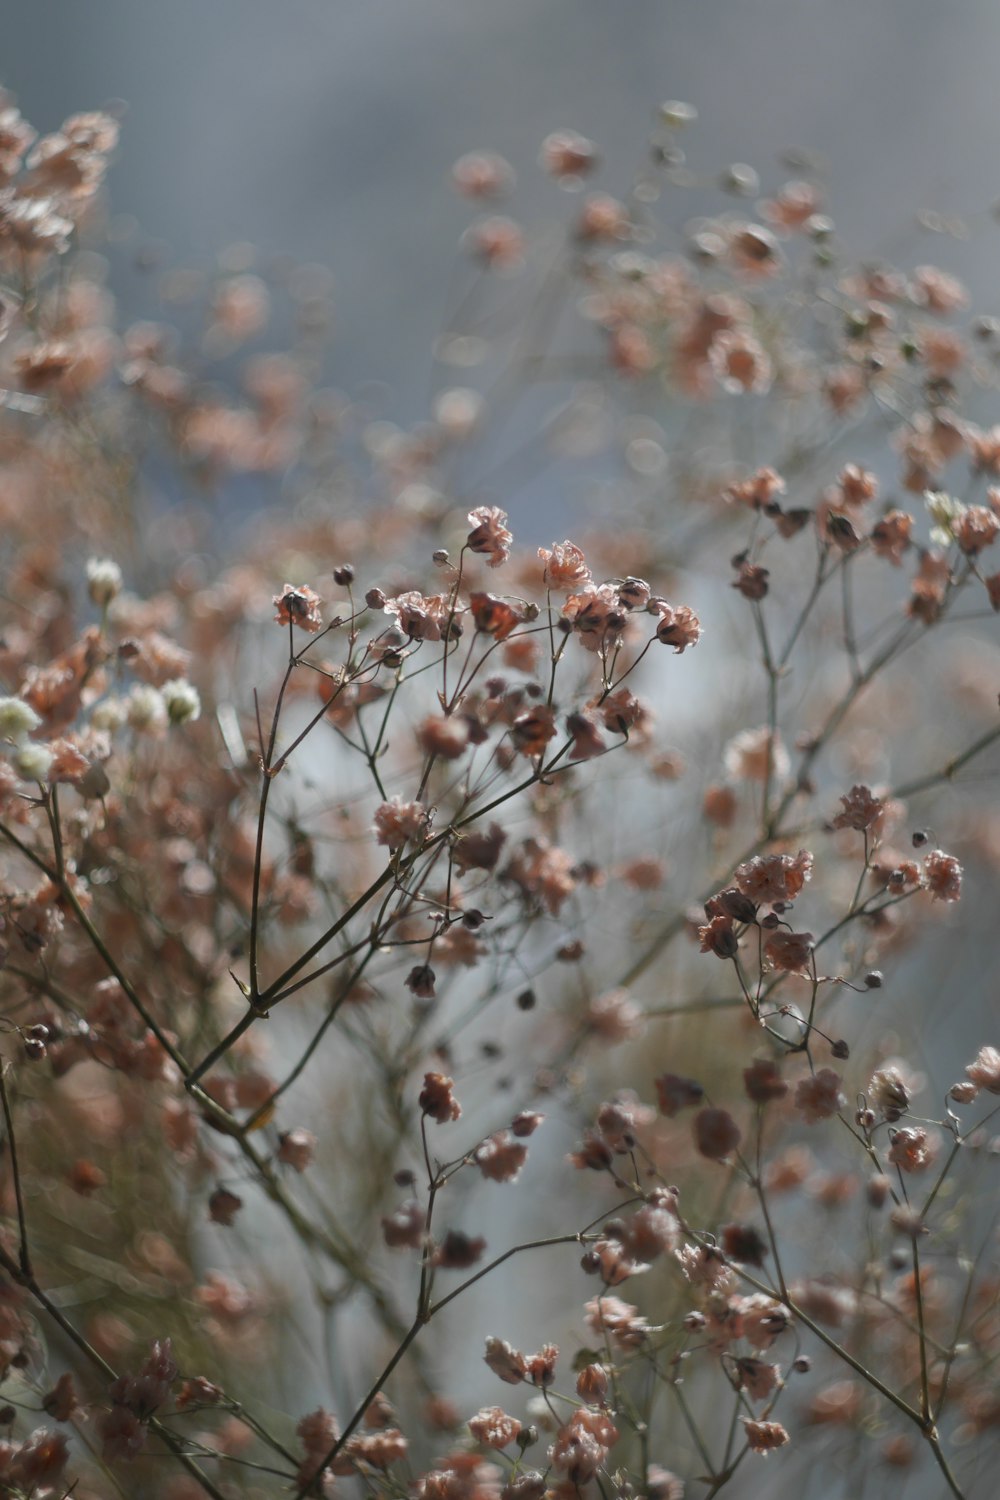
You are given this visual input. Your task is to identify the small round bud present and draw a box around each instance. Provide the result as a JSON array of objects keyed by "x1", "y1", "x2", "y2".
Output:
[
  {"x1": 432, "y1": 549, "x2": 450, "y2": 566},
  {"x1": 791, "y1": 1356, "x2": 811, "y2": 1374},
  {"x1": 659, "y1": 100, "x2": 698, "y2": 128},
  {"x1": 719, "y1": 162, "x2": 759, "y2": 197},
  {"x1": 911, "y1": 830, "x2": 928, "y2": 848},
  {"x1": 864, "y1": 971, "x2": 883, "y2": 990},
  {"x1": 208, "y1": 1186, "x2": 243, "y2": 1226},
  {"x1": 831, "y1": 1039, "x2": 850, "y2": 1061},
  {"x1": 867, "y1": 1173, "x2": 890, "y2": 1208},
  {"x1": 86, "y1": 557, "x2": 123, "y2": 608},
  {"x1": 333, "y1": 564, "x2": 355, "y2": 586},
  {"x1": 580, "y1": 1249, "x2": 601, "y2": 1275},
  {"x1": 516, "y1": 989, "x2": 536, "y2": 1011}
]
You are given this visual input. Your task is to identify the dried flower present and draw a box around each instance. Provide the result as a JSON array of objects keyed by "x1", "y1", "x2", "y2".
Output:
[
  {"x1": 475, "y1": 1130, "x2": 528, "y2": 1183},
  {"x1": 744, "y1": 1057, "x2": 788, "y2": 1103},
  {"x1": 795, "y1": 1069, "x2": 846, "y2": 1123},
  {"x1": 694, "y1": 1107, "x2": 742, "y2": 1160},
  {"x1": 923, "y1": 849, "x2": 962, "y2": 901},
  {"x1": 887, "y1": 1126, "x2": 934, "y2": 1173},
  {"x1": 833, "y1": 784, "x2": 883, "y2": 832},
  {"x1": 763, "y1": 929, "x2": 814, "y2": 975},
  {"x1": 653, "y1": 602, "x2": 701, "y2": 652},
  {"x1": 467, "y1": 506, "x2": 513, "y2": 568},
  {"x1": 420, "y1": 1072, "x2": 461, "y2": 1123},
  {"x1": 374, "y1": 797, "x2": 430, "y2": 850},
  {"x1": 966, "y1": 1046, "x2": 1000, "y2": 1093},
  {"x1": 273, "y1": 583, "x2": 322, "y2": 632},
  {"x1": 469, "y1": 1408, "x2": 521, "y2": 1449},
  {"x1": 742, "y1": 1418, "x2": 790, "y2": 1455}
]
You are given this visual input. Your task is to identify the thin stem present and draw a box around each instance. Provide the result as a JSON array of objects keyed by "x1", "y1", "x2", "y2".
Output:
[{"x1": 0, "y1": 1061, "x2": 30, "y2": 1275}]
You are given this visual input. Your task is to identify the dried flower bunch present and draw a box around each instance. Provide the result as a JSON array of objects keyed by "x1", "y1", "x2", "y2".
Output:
[{"x1": 0, "y1": 87, "x2": 999, "y2": 1500}]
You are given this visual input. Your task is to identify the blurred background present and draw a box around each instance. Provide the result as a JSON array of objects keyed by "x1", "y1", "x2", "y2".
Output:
[{"x1": 7, "y1": 0, "x2": 1000, "y2": 420}]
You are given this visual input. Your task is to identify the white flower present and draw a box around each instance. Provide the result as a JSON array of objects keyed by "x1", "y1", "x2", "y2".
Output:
[
  {"x1": 126, "y1": 684, "x2": 167, "y2": 734},
  {"x1": 90, "y1": 697, "x2": 127, "y2": 733},
  {"x1": 86, "y1": 557, "x2": 124, "y2": 607},
  {"x1": 161, "y1": 678, "x2": 201, "y2": 725},
  {"x1": 0, "y1": 696, "x2": 43, "y2": 746},
  {"x1": 13, "y1": 742, "x2": 53, "y2": 782},
  {"x1": 924, "y1": 490, "x2": 966, "y2": 548}
]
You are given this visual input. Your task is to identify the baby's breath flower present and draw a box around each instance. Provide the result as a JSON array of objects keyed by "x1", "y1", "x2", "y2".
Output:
[
  {"x1": 126, "y1": 683, "x2": 168, "y2": 735},
  {"x1": 89, "y1": 697, "x2": 127, "y2": 733},
  {"x1": 466, "y1": 505, "x2": 512, "y2": 568},
  {"x1": 693, "y1": 1106, "x2": 742, "y2": 1160},
  {"x1": 0, "y1": 696, "x2": 43, "y2": 745},
  {"x1": 887, "y1": 1126, "x2": 934, "y2": 1173},
  {"x1": 742, "y1": 1418, "x2": 790, "y2": 1455},
  {"x1": 923, "y1": 848, "x2": 962, "y2": 901},
  {"x1": 273, "y1": 583, "x2": 322, "y2": 632},
  {"x1": 924, "y1": 489, "x2": 966, "y2": 547},
  {"x1": 795, "y1": 1069, "x2": 846, "y2": 1123},
  {"x1": 13, "y1": 742, "x2": 54, "y2": 782},
  {"x1": 161, "y1": 678, "x2": 201, "y2": 725},
  {"x1": 468, "y1": 1408, "x2": 521, "y2": 1449},
  {"x1": 86, "y1": 557, "x2": 123, "y2": 607},
  {"x1": 966, "y1": 1046, "x2": 1000, "y2": 1093}
]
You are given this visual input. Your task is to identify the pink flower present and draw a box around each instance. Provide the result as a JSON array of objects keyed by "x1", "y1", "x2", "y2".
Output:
[
  {"x1": 966, "y1": 1046, "x2": 1000, "y2": 1093},
  {"x1": 795, "y1": 1069, "x2": 846, "y2": 1124},
  {"x1": 468, "y1": 1408, "x2": 521, "y2": 1449},
  {"x1": 694, "y1": 1107, "x2": 742, "y2": 1160},
  {"x1": 467, "y1": 506, "x2": 513, "y2": 568},
  {"x1": 742, "y1": 1418, "x2": 790, "y2": 1455},
  {"x1": 735, "y1": 850, "x2": 813, "y2": 905},
  {"x1": 474, "y1": 1130, "x2": 528, "y2": 1183},
  {"x1": 373, "y1": 797, "x2": 430, "y2": 850},
  {"x1": 273, "y1": 583, "x2": 322, "y2": 632},
  {"x1": 382, "y1": 1200, "x2": 426, "y2": 1250},
  {"x1": 832, "y1": 785, "x2": 883, "y2": 832},
  {"x1": 923, "y1": 849, "x2": 962, "y2": 901},
  {"x1": 653, "y1": 602, "x2": 701, "y2": 652},
  {"x1": 763, "y1": 930, "x2": 814, "y2": 976},
  {"x1": 538, "y1": 541, "x2": 592, "y2": 591},
  {"x1": 887, "y1": 1126, "x2": 934, "y2": 1173},
  {"x1": 420, "y1": 1072, "x2": 461, "y2": 1124}
]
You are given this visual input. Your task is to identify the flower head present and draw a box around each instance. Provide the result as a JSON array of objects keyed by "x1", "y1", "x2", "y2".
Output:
[
  {"x1": 467, "y1": 506, "x2": 512, "y2": 568},
  {"x1": 273, "y1": 583, "x2": 322, "y2": 632}
]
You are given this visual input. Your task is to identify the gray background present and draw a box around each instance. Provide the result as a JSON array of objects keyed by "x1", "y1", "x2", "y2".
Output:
[{"x1": 7, "y1": 0, "x2": 1000, "y2": 418}]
